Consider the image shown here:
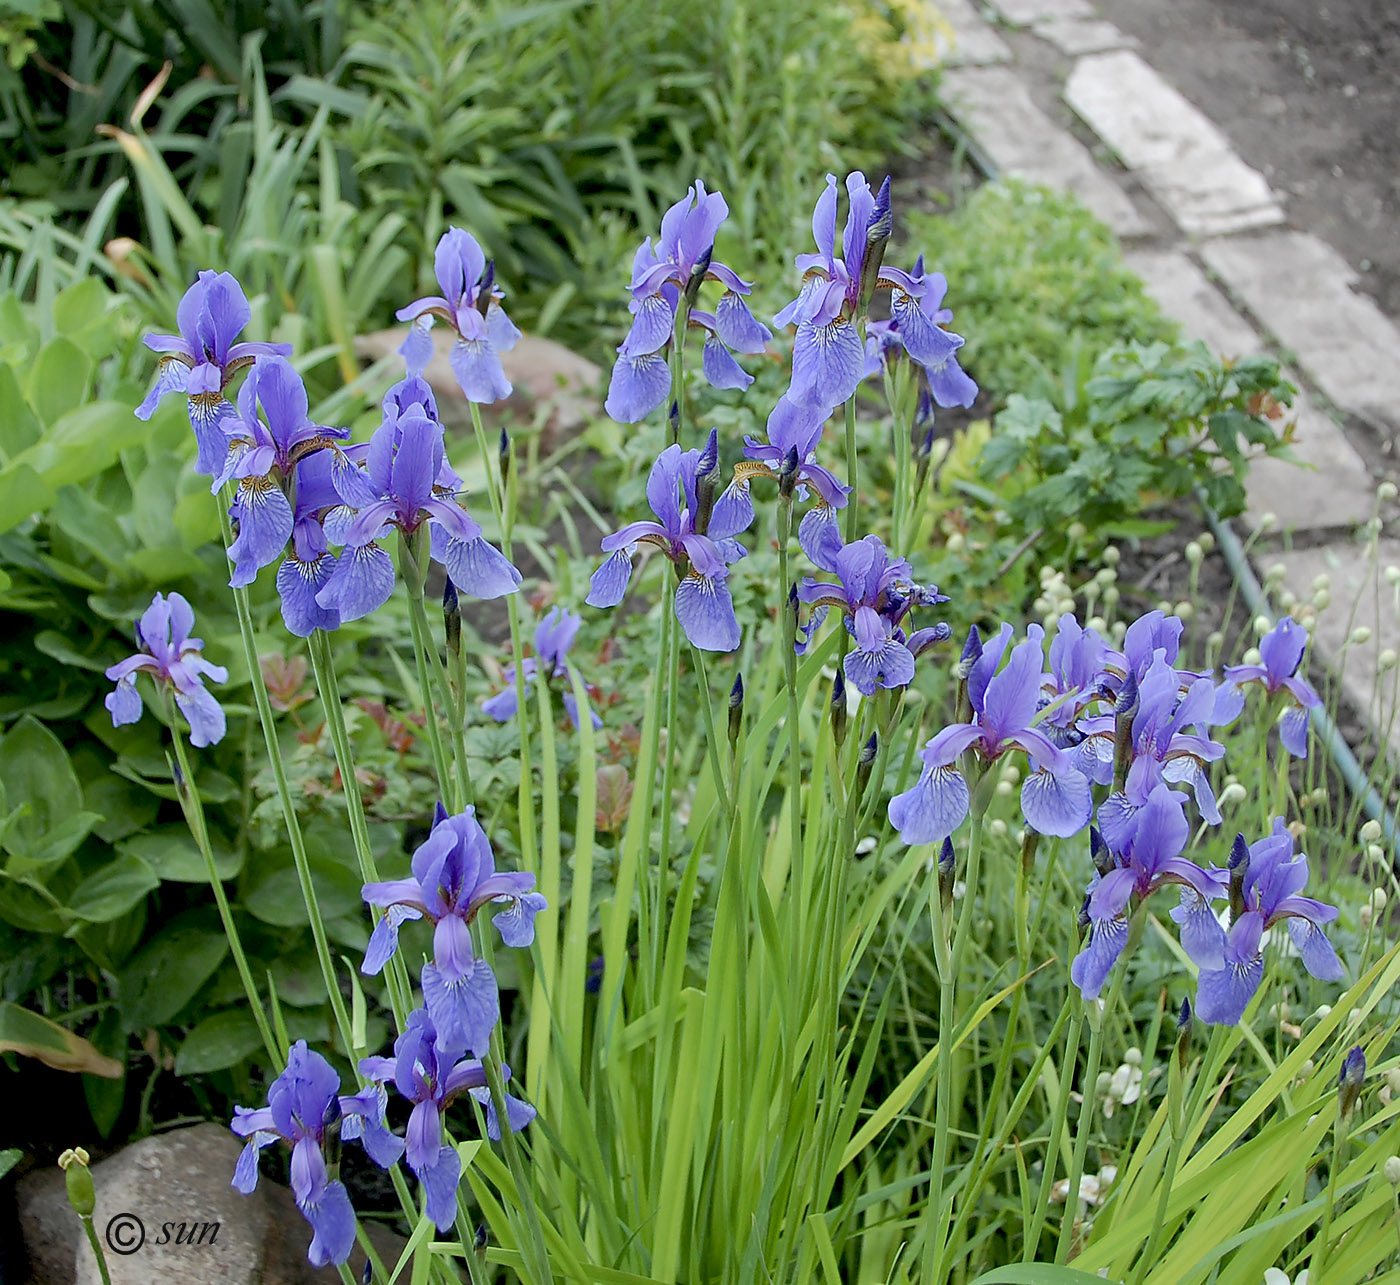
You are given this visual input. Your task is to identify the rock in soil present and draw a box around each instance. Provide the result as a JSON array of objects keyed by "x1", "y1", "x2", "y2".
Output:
[{"x1": 15, "y1": 1123, "x2": 411, "y2": 1284}]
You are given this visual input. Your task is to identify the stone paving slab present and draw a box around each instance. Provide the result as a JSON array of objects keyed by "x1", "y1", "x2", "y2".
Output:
[
  {"x1": 1032, "y1": 16, "x2": 1137, "y2": 55},
  {"x1": 939, "y1": 66, "x2": 1151, "y2": 236},
  {"x1": 1127, "y1": 248, "x2": 1374, "y2": 532},
  {"x1": 1065, "y1": 50, "x2": 1284, "y2": 236},
  {"x1": 1200, "y1": 231, "x2": 1400, "y2": 437},
  {"x1": 1272, "y1": 538, "x2": 1400, "y2": 743},
  {"x1": 926, "y1": 0, "x2": 1013, "y2": 65},
  {"x1": 986, "y1": 0, "x2": 1095, "y2": 25}
]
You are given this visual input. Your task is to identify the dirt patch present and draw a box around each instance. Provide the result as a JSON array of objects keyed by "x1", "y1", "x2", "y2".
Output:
[{"x1": 1089, "y1": 0, "x2": 1400, "y2": 321}]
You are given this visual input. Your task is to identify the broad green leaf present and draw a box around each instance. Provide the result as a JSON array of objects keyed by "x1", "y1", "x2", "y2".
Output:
[
  {"x1": 34, "y1": 629, "x2": 111, "y2": 673},
  {"x1": 0, "y1": 462, "x2": 57, "y2": 534},
  {"x1": 0, "y1": 1149, "x2": 20, "y2": 1180},
  {"x1": 16, "y1": 401, "x2": 151, "y2": 488},
  {"x1": 174, "y1": 1009, "x2": 263, "y2": 1075},
  {"x1": 82, "y1": 1008, "x2": 127, "y2": 1138},
  {"x1": 0, "y1": 363, "x2": 41, "y2": 460},
  {"x1": 245, "y1": 857, "x2": 363, "y2": 927},
  {"x1": 0, "y1": 715, "x2": 100, "y2": 873},
  {"x1": 118, "y1": 920, "x2": 228, "y2": 1030},
  {"x1": 118, "y1": 827, "x2": 241, "y2": 883},
  {"x1": 51, "y1": 277, "x2": 111, "y2": 341},
  {"x1": 66, "y1": 853, "x2": 159, "y2": 924},
  {"x1": 969, "y1": 1268, "x2": 1111, "y2": 1285},
  {"x1": 24, "y1": 336, "x2": 91, "y2": 426},
  {"x1": 0, "y1": 1001, "x2": 122, "y2": 1076}
]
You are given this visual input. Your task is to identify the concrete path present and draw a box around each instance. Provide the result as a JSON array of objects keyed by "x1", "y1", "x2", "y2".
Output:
[{"x1": 931, "y1": 0, "x2": 1400, "y2": 735}]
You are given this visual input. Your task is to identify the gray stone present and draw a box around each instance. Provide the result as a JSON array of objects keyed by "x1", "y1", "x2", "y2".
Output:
[
  {"x1": 1065, "y1": 51, "x2": 1284, "y2": 236},
  {"x1": 1200, "y1": 231, "x2": 1400, "y2": 437},
  {"x1": 16, "y1": 1124, "x2": 410, "y2": 1285},
  {"x1": 1271, "y1": 539, "x2": 1400, "y2": 740},
  {"x1": 939, "y1": 66, "x2": 1150, "y2": 236},
  {"x1": 1126, "y1": 248, "x2": 1374, "y2": 532},
  {"x1": 1032, "y1": 17, "x2": 1138, "y2": 56},
  {"x1": 986, "y1": 0, "x2": 1094, "y2": 25},
  {"x1": 921, "y1": 0, "x2": 1012, "y2": 66}
]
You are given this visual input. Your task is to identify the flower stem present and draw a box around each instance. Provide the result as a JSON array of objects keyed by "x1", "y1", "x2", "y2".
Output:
[
  {"x1": 1025, "y1": 1007, "x2": 1084, "y2": 1260},
  {"x1": 777, "y1": 493, "x2": 805, "y2": 969},
  {"x1": 219, "y1": 505, "x2": 355, "y2": 1052},
  {"x1": 1311, "y1": 1108, "x2": 1351, "y2": 1282},
  {"x1": 1055, "y1": 998, "x2": 1108, "y2": 1263},
  {"x1": 79, "y1": 1215, "x2": 112, "y2": 1285},
  {"x1": 843, "y1": 397, "x2": 859, "y2": 542},
  {"x1": 163, "y1": 696, "x2": 280, "y2": 1069}
]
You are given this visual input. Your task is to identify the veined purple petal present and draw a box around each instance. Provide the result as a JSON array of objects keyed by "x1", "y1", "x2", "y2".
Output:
[
  {"x1": 715, "y1": 291, "x2": 771, "y2": 354},
  {"x1": 605, "y1": 352, "x2": 671, "y2": 423},
  {"x1": 620, "y1": 292, "x2": 677, "y2": 358},
  {"x1": 450, "y1": 338, "x2": 512, "y2": 404},
  {"x1": 277, "y1": 554, "x2": 341, "y2": 637},
  {"x1": 1279, "y1": 706, "x2": 1311, "y2": 759},
  {"x1": 486, "y1": 302, "x2": 520, "y2": 353},
  {"x1": 1020, "y1": 768, "x2": 1091, "y2": 838},
  {"x1": 135, "y1": 356, "x2": 191, "y2": 421},
  {"x1": 789, "y1": 319, "x2": 864, "y2": 409},
  {"x1": 433, "y1": 915, "x2": 476, "y2": 982},
  {"x1": 798, "y1": 504, "x2": 843, "y2": 573},
  {"x1": 398, "y1": 316, "x2": 436, "y2": 373},
  {"x1": 493, "y1": 890, "x2": 547, "y2": 947},
  {"x1": 189, "y1": 394, "x2": 237, "y2": 480},
  {"x1": 702, "y1": 334, "x2": 753, "y2": 391},
  {"x1": 316, "y1": 543, "x2": 396, "y2": 622},
  {"x1": 302, "y1": 1179, "x2": 356, "y2": 1268},
  {"x1": 981, "y1": 627, "x2": 1045, "y2": 739},
  {"x1": 923, "y1": 350, "x2": 979, "y2": 410},
  {"x1": 405, "y1": 1099, "x2": 442, "y2": 1176},
  {"x1": 105, "y1": 677, "x2": 144, "y2": 727},
  {"x1": 710, "y1": 480, "x2": 755, "y2": 541},
  {"x1": 1171, "y1": 887, "x2": 1229, "y2": 970},
  {"x1": 1195, "y1": 957, "x2": 1263, "y2": 1026},
  {"x1": 442, "y1": 536, "x2": 522, "y2": 600},
  {"x1": 228, "y1": 479, "x2": 294, "y2": 589},
  {"x1": 1288, "y1": 918, "x2": 1344, "y2": 980},
  {"x1": 175, "y1": 684, "x2": 227, "y2": 748},
  {"x1": 587, "y1": 549, "x2": 635, "y2": 608},
  {"x1": 232, "y1": 1131, "x2": 276, "y2": 1194},
  {"x1": 419, "y1": 1144, "x2": 461, "y2": 1233},
  {"x1": 1070, "y1": 914, "x2": 1129, "y2": 1000},
  {"x1": 889, "y1": 763, "x2": 969, "y2": 844},
  {"x1": 421, "y1": 959, "x2": 499, "y2": 1057},
  {"x1": 674, "y1": 572, "x2": 740, "y2": 652},
  {"x1": 361, "y1": 902, "x2": 423, "y2": 975}
]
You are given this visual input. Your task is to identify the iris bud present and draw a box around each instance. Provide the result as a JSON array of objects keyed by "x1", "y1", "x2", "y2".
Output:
[
  {"x1": 1339, "y1": 1046, "x2": 1366, "y2": 1121},
  {"x1": 443, "y1": 575, "x2": 462, "y2": 658},
  {"x1": 830, "y1": 669, "x2": 848, "y2": 748},
  {"x1": 59, "y1": 1148, "x2": 95, "y2": 1218},
  {"x1": 1227, "y1": 833, "x2": 1250, "y2": 921},
  {"x1": 938, "y1": 837, "x2": 956, "y2": 918},
  {"x1": 855, "y1": 732, "x2": 878, "y2": 798},
  {"x1": 728, "y1": 672, "x2": 744, "y2": 749},
  {"x1": 684, "y1": 244, "x2": 713, "y2": 308}
]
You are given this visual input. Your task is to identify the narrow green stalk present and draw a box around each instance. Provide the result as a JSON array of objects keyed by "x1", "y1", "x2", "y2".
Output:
[
  {"x1": 1056, "y1": 1003, "x2": 1107, "y2": 1263},
  {"x1": 686, "y1": 643, "x2": 732, "y2": 817},
  {"x1": 925, "y1": 804, "x2": 985, "y2": 1280},
  {"x1": 79, "y1": 1214, "x2": 112, "y2": 1285},
  {"x1": 1025, "y1": 1007, "x2": 1084, "y2": 1259},
  {"x1": 163, "y1": 697, "x2": 280, "y2": 1068},
  {"x1": 219, "y1": 506, "x2": 355, "y2": 1052},
  {"x1": 654, "y1": 589, "x2": 683, "y2": 991},
  {"x1": 1311, "y1": 1109, "x2": 1351, "y2": 1282},
  {"x1": 400, "y1": 533, "x2": 459, "y2": 810},
  {"x1": 482, "y1": 1044, "x2": 554, "y2": 1284},
  {"x1": 777, "y1": 493, "x2": 805, "y2": 974},
  {"x1": 842, "y1": 398, "x2": 858, "y2": 542},
  {"x1": 1134, "y1": 1129, "x2": 1185, "y2": 1284},
  {"x1": 669, "y1": 307, "x2": 688, "y2": 444}
]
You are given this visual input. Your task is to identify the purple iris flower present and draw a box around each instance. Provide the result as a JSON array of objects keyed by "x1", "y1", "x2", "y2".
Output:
[
  {"x1": 482, "y1": 606, "x2": 601, "y2": 730},
  {"x1": 586, "y1": 430, "x2": 748, "y2": 652},
  {"x1": 136, "y1": 270, "x2": 292, "y2": 477},
  {"x1": 315, "y1": 406, "x2": 521, "y2": 622},
  {"x1": 213, "y1": 355, "x2": 349, "y2": 589},
  {"x1": 1070, "y1": 784, "x2": 1226, "y2": 1001},
  {"x1": 1213, "y1": 617, "x2": 1322, "y2": 758},
  {"x1": 775, "y1": 172, "x2": 965, "y2": 410},
  {"x1": 359, "y1": 1009, "x2": 534, "y2": 1231},
  {"x1": 794, "y1": 535, "x2": 949, "y2": 697},
  {"x1": 1103, "y1": 610, "x2": 1191, "y2": 693},
  {"x1": 397, "y1": 227, "x2": 522, "y2": 404},
  {"x1": 711, "y1": 394, "x2": 850, "y2": 569},
  {"x1": 888, "y1": 623, "x2": 1092, "y2": 843},
  {"x1": 1180, "y1": 819, "x2": 1342, "y2": 1025},
  {"x1": 231, "y1": 1040, "x2": 403, "y2": 1267},
  {"x1": 105, "y1": 592, "x2": 229, "y2": 748},
  {"x1": 1037, "y1": 614, "x2": 1113, "y2": 780},
  {"x1": 1096, "y1": 653, "x2": 1225, "y2": 851},
  {"x1": 863, "y1": 258, "x2": 978, "y2": 409},
  {"x1": 360, "y1": 803, "x2": 546, "y2": 1055},
  {"x1": 606, "y1": 181, "x2": 771, "y2": 423}
]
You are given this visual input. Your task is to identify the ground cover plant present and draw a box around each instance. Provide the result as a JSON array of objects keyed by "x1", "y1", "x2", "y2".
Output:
[{"x1": 5, "y1": 153, "x2": 1400, "y2": 1285}]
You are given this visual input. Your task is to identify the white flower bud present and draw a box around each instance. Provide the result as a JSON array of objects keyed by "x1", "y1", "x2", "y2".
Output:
[
  {"x1": 1199, "y1": 532, "x2": 1216, "y2": 551},
  {"x1": 1380, "y1": 481, "x2": 1398, "y2": 502},
  {"x1": 1185, "y1": 541, "x2": 1203, "y2": 565},
  {"x1": 1312, "y1": 573, "x2": 1331, "y2": 592},
  {"x1": 1156, "y1": 600, "x2": 1173, "y2": 616},
  {"x1": 945, "y1": 531, "x2": 965, "y2": 554},
  {"x1": 1386, "y1": 1068, "x2": 1400, "y2": 1095},
  {"x1": 1386, "y1": 1156, "x2": 1400, "y2": 1186},
  {"x1": 1220, "y1": 782, "x2": 1248, "y2": 805},
  {"x1": 1175, "y1": 601, "x2": 1195, "y2": 621},
  {"x1": 1057, "y1": 598, "x2": 1076, "y2": 616},
  {"x1": 1361, "y1": 819, "x2": 1383, "y2": 843},
  {"x1": 1297, "y1": 604, "x2": 1318, "y2": 628},
  {"x1": 1095, "y1": 567, "x2": 1117, "y2": 586},
  {"x1": 1040, "y1": 565, "x2": 1058, "y2": 585},
  {"x1": 989, "y1": 818, "x2": 1008, "y2": 839},
  {"x1": 1253, "y1": 615, "x2": 1273, "y2": 636},
  {"x1": 1359, "y1": 905, "x2": 1373, "y2": 931},
  {"x1": 1001, "y1": 764, "x2": 1021, "y2": 786},
  {"x1": 1368, "y1": 843, "x2": 1386, "y2": 867},
  {"x1": 1243, "y1": 647, "x2": 1263, "y2": 666},
  {"x1": 1386, "y1": 564, "x2": 1400, "y2": 586},
  {"x1": 1350, "y1": 626, "x2": 1372, "y2": 644},
  {"x1": 996, "y1": 780, "x2": 1014, "y2": 798},
  {"x1": 1088, "y1": 616, "x2": 1108, "y2": 633},
  {"x1": 1266, "y1": 562, "x2": 1287, "y2": 583},
  {"x1": 1278, "y1": 590, "x2": 1297, "y2": 611},
  {"x1": 1103, "y1": 587, "x2": 1120, "y2": 607},
  {"x1": 1300, "y1": 1058, "x2": 1315, "y2": 1078},
  {"x1": 1257, "y1": 512, "x2": 1277, "y2": 532},
  {"x1": 1068, "y1": 522, "x2": 1087, "y2": 541},
  {"x1": 1312, "y1": 589, "x2": 1331, "y2": 611},
  {"x1": 1103, "y1": 546, "x2": 1121, "y2": 566},
  {"x1": 1314, "y1": 1005, "x2": 1332, "y2": 1021},
  {"x1": 1379, "y1": 648, "x2": 1398, "y2": 671},
  {"x1": 1124, "y1": 1047, "x2": 1142, "y2": 1067},
  {"x1": 1095, "y1": 1071, "x2": 1112, "y2": 1094},
  {"x1": 1207, "y1": 630, "x2": 1224, "y2": 651},
  {"x1": 1033, "y1": 596, "x2": 1052, "y2": 615},
  {"x1": 1373, "y1": 887, "x2": 1388, "y2": 912}
]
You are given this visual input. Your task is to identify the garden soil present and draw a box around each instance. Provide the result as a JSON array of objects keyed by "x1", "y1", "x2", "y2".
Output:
[{"x1": 1090, "y1": 0, "x2": 1400, "y2": 328}]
